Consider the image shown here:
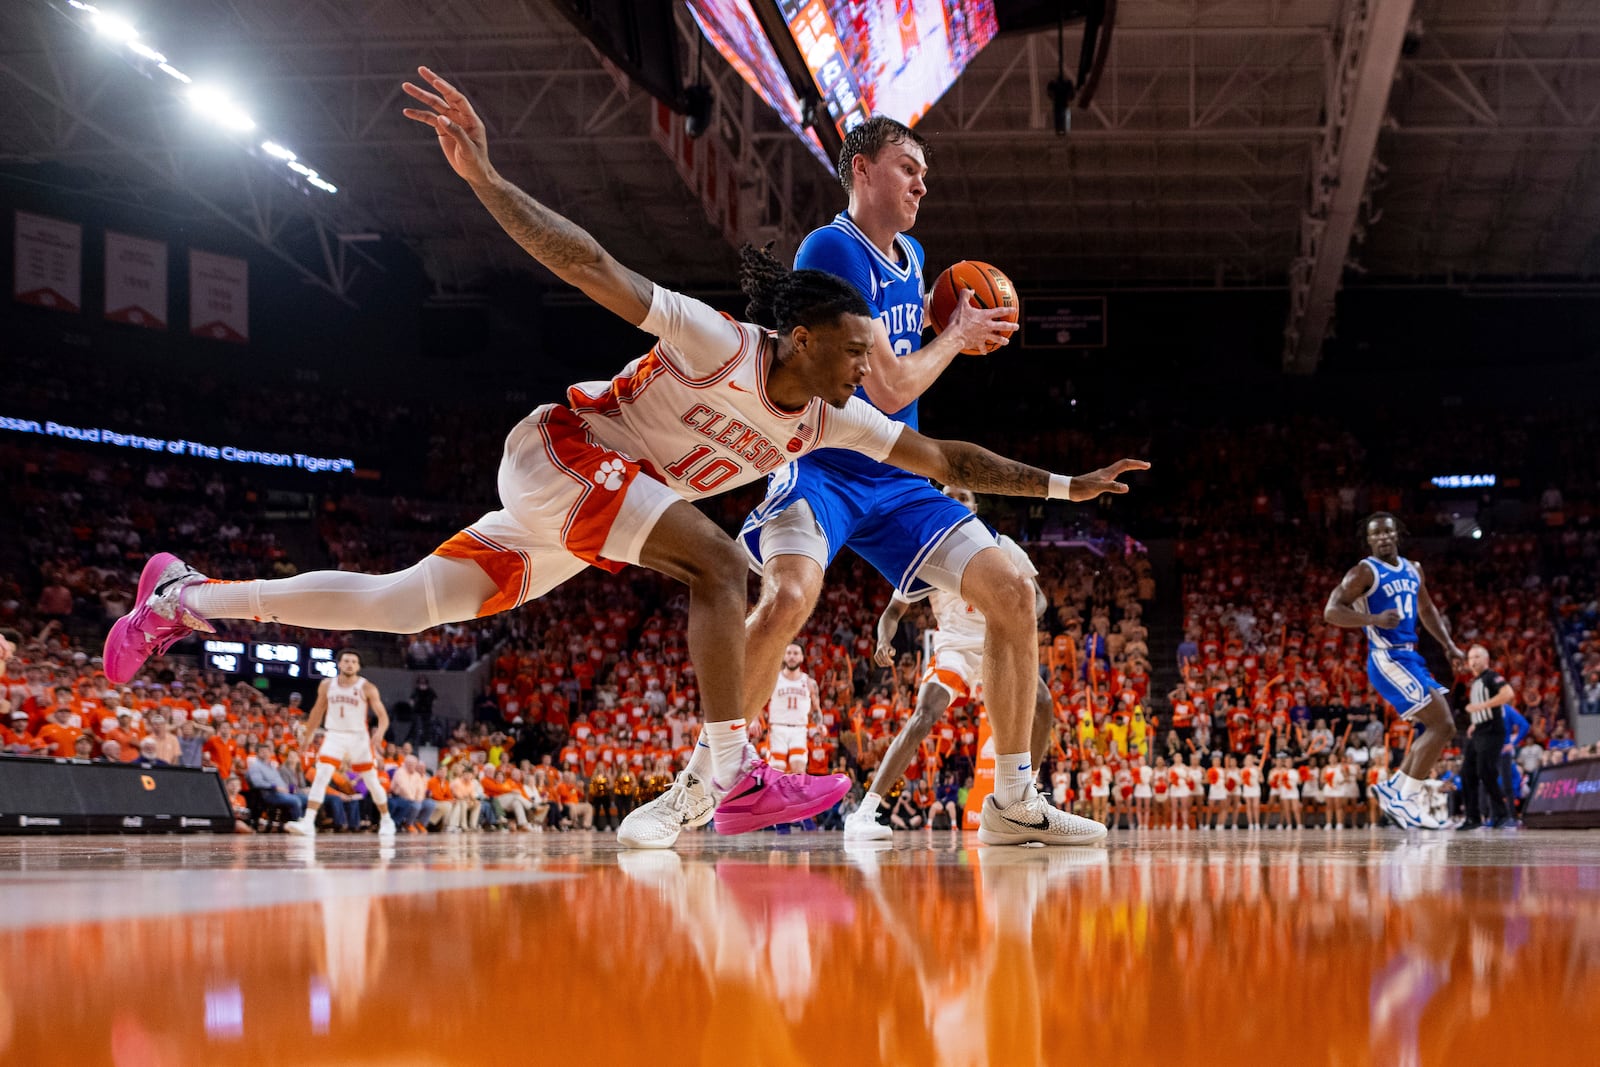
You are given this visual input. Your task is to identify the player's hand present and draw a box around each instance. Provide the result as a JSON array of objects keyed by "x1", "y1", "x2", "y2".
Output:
[
  {"x1": 402, "y1": 66, "x2": 494, "y2": 187},
  {"x1": 1372, "y1": 609, "x2": 1403, "y2": 629},
  {"x1": 1068, "y1": 459, "x2": 1151, "y2": 501},
  {"x1": 1446, "y1": 642, "x2": 1467, "y2": 663},
  {"x1": 944, "y1": 288, "x2": 1019, "y2": 354},
  {"x1": 874, "y1": 641, "x2": 895, "y2": 668}
]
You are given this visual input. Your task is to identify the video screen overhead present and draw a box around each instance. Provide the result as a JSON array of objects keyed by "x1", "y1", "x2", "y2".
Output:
[
  {"x1": 688, "y1": 1, "x2": 997, "y2": 167},
  {"x1": 778, "y1": 0, "x2": 998, "y2": 137}
]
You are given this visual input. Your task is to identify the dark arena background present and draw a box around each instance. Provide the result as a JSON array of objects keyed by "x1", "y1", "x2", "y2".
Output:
[{"x1": 2, "y1": 1, "x2": 1599, "y2": 1063}]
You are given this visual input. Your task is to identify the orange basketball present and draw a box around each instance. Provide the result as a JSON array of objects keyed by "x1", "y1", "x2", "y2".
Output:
[{"x1": 926, "y1": 260, "x2": 1019, "y2": 354}]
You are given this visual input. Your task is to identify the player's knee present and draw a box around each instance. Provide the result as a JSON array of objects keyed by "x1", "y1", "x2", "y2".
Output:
[
  {"x1": 759, "y1": 571, "x2": 820, "y2": 634},
  {"x1": 971, "y1": 569, "x2": 1034, "y2": 632},
  {"x1": 686, "y1": 540, "x2": 747, "y2": 602}
]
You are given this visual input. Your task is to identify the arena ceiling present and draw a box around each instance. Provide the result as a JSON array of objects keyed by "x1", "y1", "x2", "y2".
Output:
[{"x1": 2, "y1": 0, "x2": 1599, "y2": 364}]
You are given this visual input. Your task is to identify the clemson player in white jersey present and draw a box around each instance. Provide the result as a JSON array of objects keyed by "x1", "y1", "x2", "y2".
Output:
[
  {"x1": 766, "y1": 643, "x2": 820, "y2": 773},
  {"x1": 286, "y1": 649, "x2": 395, "y2": 838},
  {"x1": 102, "y1": 68, "x2": 1145, "y2": 852},
  {"x1": 846, "y1": 490, "x2": 1104, "y2": 844}
]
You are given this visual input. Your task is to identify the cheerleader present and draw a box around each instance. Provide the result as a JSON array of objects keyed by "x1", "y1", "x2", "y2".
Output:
[
  {"x1": 1300, "y1": 757, "x2": 1323, "y2": 828},
  {"x1": 1324, "y1": 757, "x2": 1347, "y2": 830},
  {"x1": 1169, "y1": 755, "x2": 1192, "y2": 830},
  {"x1": 1221, "y1": 754, "x2": 1242, "y2": 830},
  {"x1": 1239, "y1": 753, "x2": 1263, "y2": 830},
  {"x1": 1152, "y1": 755, "x2": 1170, "y2": 828},
  {"x1": 1087, "y1": 753, "x2": 1111, "y2": 826},
  {"x1": 1113, "y1": 760, "x2": 1135, "y2": 831},
  {"x1": 1205, "y1": 753, "x2": 1228, "y2": 830},
  {"x1": 1131, "y1": 755, "x2": 1155, "y2": 828},
  {"x1": 1272, "y1": 755, "x2": 1304, "y2": 829}
]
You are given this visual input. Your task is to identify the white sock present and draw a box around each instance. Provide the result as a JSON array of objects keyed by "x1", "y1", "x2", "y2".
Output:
[
  {"x1": 1396, "y1": 773, "x2": 1426, "y2": 798},
  {"x1": 704, "y1": 719, "x2": 749, "y2": 788},
  {"x1": 184, "y1": 579, "x2": 263, "y2": 620},
  {"x1": 858, "y1": 792, "x2": 882, "y2": 817},
  {"x1": 684, "y1": 736, "x2": 713, "y2": 781},
  {"x1": 995, "y1": 753, "x2": 1032, "y2": 808}
]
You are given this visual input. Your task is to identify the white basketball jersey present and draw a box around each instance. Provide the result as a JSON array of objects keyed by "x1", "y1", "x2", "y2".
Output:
[
  {"x1": 768, "y1": 671, "x2": 814, "y2": 728},
  {"x1": 928, "y1": 535, "x2": 1038, "y2": 655},
  {"x1": 325, "y1": 675, "x2": 370, "y2": 733},
  {"x1": 566, "y1": 286, "x2": 902, "y2": 501}
]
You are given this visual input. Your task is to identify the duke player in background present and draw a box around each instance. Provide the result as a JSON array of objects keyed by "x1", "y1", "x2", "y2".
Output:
[
  {"x1": 740, "y1": 117, "x2": 1126, "y2": 845},
  {"x1": 1325, "y1": 513, "x2": 1466, "y2": 829}
]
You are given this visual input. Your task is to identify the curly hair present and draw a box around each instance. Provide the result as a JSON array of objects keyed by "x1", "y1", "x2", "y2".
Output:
[
  {"x1": 837, "y1": 116, "x2": 929, "y2": 192},
  {"x1": 737, "y1": 242, "x2": 871, "y2": 332}
]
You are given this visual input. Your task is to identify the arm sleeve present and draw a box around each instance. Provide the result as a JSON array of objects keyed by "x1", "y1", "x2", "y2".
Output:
[
  {"x1": 639, "y1": 285, "x2": 756, "y2": 380},
  {"x1": 816, "y1": 397, "x2": 906, "y2": 461},
  {"x1": 795, "y1": 229, "x2": 880, "y2": 311},
  {"x1": 1504, "y1": 706, "x2": 1529, "y2": 746}
]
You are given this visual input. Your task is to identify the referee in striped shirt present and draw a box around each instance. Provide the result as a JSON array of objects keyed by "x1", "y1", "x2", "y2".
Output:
[{"x1": 1459, "y1": 644, "x2": 1516, "y2": 829}]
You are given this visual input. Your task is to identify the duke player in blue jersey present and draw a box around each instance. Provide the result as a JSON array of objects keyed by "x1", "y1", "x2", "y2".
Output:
[
  {"x1": 1325, "y1": 513, "x2": 1466, "y2": 829},
  {"x1": 739, "y1": 117, "x2": 1144, "y2": 845}
]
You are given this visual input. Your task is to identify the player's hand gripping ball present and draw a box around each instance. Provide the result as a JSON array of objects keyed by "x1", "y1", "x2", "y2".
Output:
[{"x1": 927, "y1": 260, "x2": 1019, "y2": 355}]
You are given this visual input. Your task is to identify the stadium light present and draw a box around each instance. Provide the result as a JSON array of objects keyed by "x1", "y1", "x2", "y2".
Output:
[
  {"x1": 60, "y1": 1, "x2": 337, "y2": 194},
  {"x1": 187, "y1": 84, "x2": 256, "y2": 133},
  {"x1": 90, "y1": 11, "x2": 140, "y2": 45}
]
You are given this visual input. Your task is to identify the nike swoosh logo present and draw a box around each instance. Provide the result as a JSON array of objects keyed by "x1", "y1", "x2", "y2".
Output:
[
  {"x1": 1004, "y1": 812, "x2": 1052, "y2": 831},
  {"x1": 729, "y1": 382, "x2": 752, "y2": 393},
  {"x1": 726, "y1": 778, "x2": 765, "y2": 803}
]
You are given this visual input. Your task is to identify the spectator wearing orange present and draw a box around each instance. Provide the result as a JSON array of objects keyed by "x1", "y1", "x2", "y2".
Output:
[
  {"x1": 425, "y1": 767, "x2": 459, "y2": 831},
  {"x1": 35, "y1": 705, "x2": 83, "y2": 757},
  {"x1": 2, "y1": 709, "x2": 35, "y2": 752},
  {"x1": 101, "y1": 711, "x2": 142, "y2": 762}
]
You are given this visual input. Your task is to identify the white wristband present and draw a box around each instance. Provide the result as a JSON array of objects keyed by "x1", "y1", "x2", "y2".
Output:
[{"x1": 1047, "y1": 473, "x2": 1073, "y2": 500}]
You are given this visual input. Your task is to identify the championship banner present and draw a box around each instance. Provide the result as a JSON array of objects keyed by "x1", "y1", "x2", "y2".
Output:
[
  {"x1": 189, "y1": 249, "x2": 248, "y2": 343},
  {"x1": 963, "y1": 712, "x2": 995, "y2": 829},
  {"x1": 13, "y1": 211, "x2": 82, "y2": 312},
  {"x1": 104, "y1": 231, "x2": 168, "y2": 329}
]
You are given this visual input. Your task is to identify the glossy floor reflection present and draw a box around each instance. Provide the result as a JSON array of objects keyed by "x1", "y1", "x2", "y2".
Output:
[{"x1": 3, "y1": 830, "x2": 1600, "y2": 1066}]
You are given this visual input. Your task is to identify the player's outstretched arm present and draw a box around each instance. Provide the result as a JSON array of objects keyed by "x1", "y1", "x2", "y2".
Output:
[
  {"x1": 885, "y1": 428, "x2": 1148, "y2": 501},
  {"x1": 1323, "y1": 563, "x2": 1394, "y2": 630},
  {"x1": 1414, "y1": 564, "x2": 1466, "y2": 662},
  {"x1": 401, "y1": 67, "x2": 653, "y2": 326},
  {"x1": 874, "y1": 595, "x2": 912, "y2": 666}
]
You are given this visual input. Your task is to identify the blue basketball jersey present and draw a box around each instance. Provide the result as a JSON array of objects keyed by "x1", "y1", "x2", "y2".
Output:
[
  {"x1": 1359, "y1": 555, "x2": 1421, "y2": 649},
  {"x1": 792, "y1": 211, "x2": 926, "y2": 481}
]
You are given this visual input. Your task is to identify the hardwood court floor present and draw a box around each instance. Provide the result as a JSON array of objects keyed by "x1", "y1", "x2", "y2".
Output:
[{"x1": 2, "y1": 828, "x2": 1598, "y2": 1066}]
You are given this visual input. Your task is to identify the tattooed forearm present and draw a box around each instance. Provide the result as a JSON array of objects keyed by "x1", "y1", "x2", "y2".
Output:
[
  {"x1": 474, "y1": 175, "x2": 603, "y2": 273},
  {"x1": 940, "y1": 441, "x2": 1051, "y2": 497}
]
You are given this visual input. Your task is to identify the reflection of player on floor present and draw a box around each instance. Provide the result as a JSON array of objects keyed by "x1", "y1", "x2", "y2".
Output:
[
  {"x1": 286, "y1": 649, "x2": 395, "y2": 838},
  {"x1": 845, "y1": 488, "x2": 1096, "y2": 841},
  {"x1": 740, "y1": 117, "x2": 1143, "y2": 847},
  {"x1": 101, "y1": 69, "x2": 1143, "y2": 852},
  {"x1": 766, "y1": 643, "x2": 820, "y2": 773},
  {"x1": 1325, "y1": 513, "x2": 1465, "y2": 830}
]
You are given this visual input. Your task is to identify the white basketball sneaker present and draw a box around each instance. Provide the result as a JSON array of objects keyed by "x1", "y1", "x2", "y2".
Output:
[
  {"x1": 977, "y1": 785, "x2": 1108, "y2": 846},
  {"x1": 284, "y1": 815, "x2": 317, "y2": 837},
  {"x1": 616, "y1": 770, "x2": 715, "y2": 849},
  {"x1": 378, "y1": 815, "x2": 397, "y2": 838},
  {"x1": 842, "y1": 805, "x2": 893, "y2": 841}
]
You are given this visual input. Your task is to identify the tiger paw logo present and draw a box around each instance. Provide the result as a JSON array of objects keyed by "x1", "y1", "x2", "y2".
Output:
[{"x1": 593, "y1": 459, "x2": 626, "y2": 491}]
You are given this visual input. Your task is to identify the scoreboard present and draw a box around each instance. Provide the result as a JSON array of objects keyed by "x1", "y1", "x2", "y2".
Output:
[{"x1": 203, "y1": 640, "x2": 337, "y2": 679}]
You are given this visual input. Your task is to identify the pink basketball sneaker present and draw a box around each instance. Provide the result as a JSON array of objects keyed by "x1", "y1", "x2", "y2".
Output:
[
  {"x1": 104, "y1": 553, "x2": 214, "y2": 684},
  {"x1": 711, "y1": 760, "x2": 850, "y2": 835}
]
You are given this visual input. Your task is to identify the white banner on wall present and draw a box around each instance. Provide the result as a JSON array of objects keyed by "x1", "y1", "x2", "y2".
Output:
[
  {"x1": 189, "y1": 249, "x2": 248, "y2": 343},
  {"x1": 104, "y1": 230, "x2": 168, "y2": 329},
  {"x1": 13, "y1": 211, "x2": 82, "y2": 312}
]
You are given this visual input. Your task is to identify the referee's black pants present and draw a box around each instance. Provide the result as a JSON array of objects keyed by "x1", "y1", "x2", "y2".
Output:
[{"x1": 1461, "y1": 729, "x2": 1508, "y2": 824}]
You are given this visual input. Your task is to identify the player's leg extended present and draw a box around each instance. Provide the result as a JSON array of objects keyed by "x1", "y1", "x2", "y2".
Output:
[
  {"x1": 960, "y1": 547, "x2": 1037, "y2": 773},
  {"x1": 1399, "y1": 693, "x2": 1453, "y2": 780},
  {"x1": 637, "y1": 501, "x2": 751, "y2": 731},
  {"x1": 742, "y1": 554, "x2": 825, "y2": 719},
  {"x1": 871, "y1": 682, "x2": 952, "y2": 798},
  {"x1": 186, "y1": 556, "x2": 497, "y2": 634}
]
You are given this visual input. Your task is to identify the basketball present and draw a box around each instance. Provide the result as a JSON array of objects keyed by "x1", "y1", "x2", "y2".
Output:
[{"x1": 926, "y1": 260, "x2": 1019, "y2": 354}]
